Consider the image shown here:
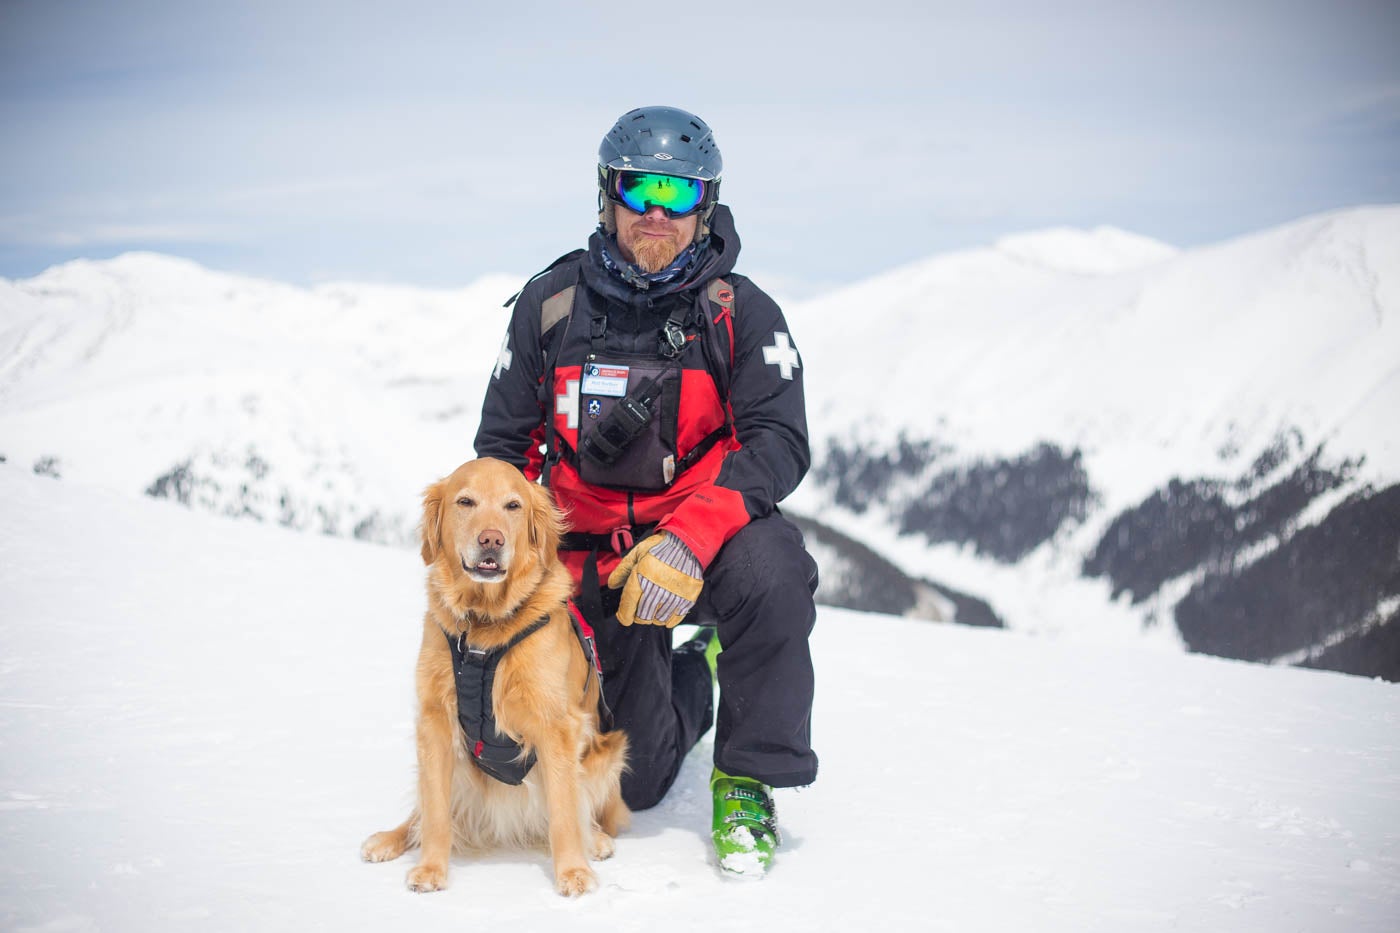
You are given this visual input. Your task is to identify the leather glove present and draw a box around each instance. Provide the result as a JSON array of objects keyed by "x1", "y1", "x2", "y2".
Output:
[{"x1": 607, "y1": 532, "x2": 704, "y2": 627}]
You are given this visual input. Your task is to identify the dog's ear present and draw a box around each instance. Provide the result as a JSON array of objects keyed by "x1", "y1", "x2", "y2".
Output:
[
  {"x1": 420, "y1": 481, "x2": 445, "y2": 566},
  {"x1": 525, "y1": 480, "x2": 564, "y2": 560}
]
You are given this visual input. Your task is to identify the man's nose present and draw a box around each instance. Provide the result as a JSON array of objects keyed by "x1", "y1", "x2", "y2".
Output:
[{"x1": 642, "y1": 205, "x2": 668, "y2": 221}]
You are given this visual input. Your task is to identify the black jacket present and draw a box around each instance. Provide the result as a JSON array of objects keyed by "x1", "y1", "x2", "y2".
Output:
[{"x1": 474, "y1": 205, "x2": 809, "y2": 574}]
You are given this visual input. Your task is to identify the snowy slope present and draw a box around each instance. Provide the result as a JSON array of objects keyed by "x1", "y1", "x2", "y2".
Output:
[
  {"x1": 2, "y1": 466, "x2": 1398, "y2": 932},
  {"x1": 786, "y1": 206, "x2": 1400, "y2": 663},
  {"x1": 1, "y1": 207, "x2": 1397, "y2": 672},
  {"x1": 8, "y1": 210, "x2": 1393, "y2": 541},
  {"x1": 796, "y1": 206, "x2": 1400, "y2": 506},
  {"x1": 0, "y1": 253, "x2": 519, "y2": 545}
]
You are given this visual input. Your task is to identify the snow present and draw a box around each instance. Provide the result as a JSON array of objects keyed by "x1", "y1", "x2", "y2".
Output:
[
  {"x1": 796, "y1": 204, "x2": 1400, "y2": 491},
  {"x1": 716, "y1": 824, "x2": 766, "y2": 878},
  {"x1": 6, "y1": 207, "x2": 1396, "y2": 537},
  {"x1": 3, "y1": 207, "x2": 1397, "y2": 648},
  {"x1": 993, "y1": 225, "x2": 1179, "y2": 275},
  {"x1": 0, "y1": 251, "x2": 519, "y2": 541},
  {"x1": 783, "y1": 205, "x2": 1400, "y2": 642},
  {"x1": 2, "y1": 466, "x2": 1397, "y2": 931}
]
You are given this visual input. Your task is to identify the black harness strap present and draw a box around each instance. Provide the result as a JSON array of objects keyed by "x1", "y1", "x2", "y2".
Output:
[
  {"x1": 443, "y1": 614, "x2": 551, "y2": 785},
  {"x1": 503, "y1": 614, "x2": 551, "y2": 651},
  {"x1": 675, "y1": 423, "x2": 730, "y2": 475},
  {"x1": 536, "y1": 271, "x2": 740, "y2": 492},
  {"x1": 444, "y1": 614, "x2": 551, "y2": 669},
  {"x1": 588, "y1": 297, "x2": 609, "y2": 355},
  {"x1": 659, "y1": 300, "x2": 691, "y2": 359},
  {"x1": 442, "y1": 609, "x2": 615, "y2": 784},
  {"x1": 559, "y1": 526, "x2": 657, "y2": 552}
]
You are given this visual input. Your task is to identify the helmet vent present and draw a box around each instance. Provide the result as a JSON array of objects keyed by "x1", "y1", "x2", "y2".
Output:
[{"x1": 600, "y1": 107, "x2": 722, "y2": 181}]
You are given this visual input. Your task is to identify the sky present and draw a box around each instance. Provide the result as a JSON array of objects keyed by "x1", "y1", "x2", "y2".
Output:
[{"x1": 2, "y1": 0, "x2": 1398, "y2": 294}]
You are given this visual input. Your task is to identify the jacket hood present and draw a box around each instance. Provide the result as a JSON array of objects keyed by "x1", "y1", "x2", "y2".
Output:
[{"x1": 583, "y1": 204, "x2": 740, "y2": 307}]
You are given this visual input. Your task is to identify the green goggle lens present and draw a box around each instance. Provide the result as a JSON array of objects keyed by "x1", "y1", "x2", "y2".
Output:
[{"x1": 611, "y1": 171, "x2": 707, "y2": 217}]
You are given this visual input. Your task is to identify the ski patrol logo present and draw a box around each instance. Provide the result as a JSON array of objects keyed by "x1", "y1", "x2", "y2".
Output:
[
  {"x1": 762, "y1": 332, "x2": 801, "y2": 381},
  {"x1": 556, "y1": 379, "x2": 580, "y2": 429},
  {"x1": 587, "y1": 399, "x2": 603, "y2": 420},
  {"x1": 493, "y1": 333, "x2": 513, "y2": 380}
]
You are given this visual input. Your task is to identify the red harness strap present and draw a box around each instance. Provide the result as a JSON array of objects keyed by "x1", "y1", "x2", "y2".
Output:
[{"x1": 568, "y1": 599, "x2": 604, "y2": 678}]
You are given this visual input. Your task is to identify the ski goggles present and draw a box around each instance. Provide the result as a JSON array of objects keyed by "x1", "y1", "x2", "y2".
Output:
[{"x1": 607, "y1": 170, "x2": 709, "y2": 218}]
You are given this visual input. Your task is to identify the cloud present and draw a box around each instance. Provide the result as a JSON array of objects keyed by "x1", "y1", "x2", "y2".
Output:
[
  {"x1": 0, "y1": 218, "x2": 228, "y2": 248},
  {"x1": 1308, "y1": 84, "x2": 1400, "y2": 138},
  {"x1": 1, "y1": 0, "x2": 1397, "y2": 286}
]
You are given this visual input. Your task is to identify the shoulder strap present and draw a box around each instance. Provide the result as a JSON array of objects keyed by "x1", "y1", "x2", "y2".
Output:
[
  {"x1": 542, "y1": 285, "x2": 576, "y2": 335},
  {"x1": 536, "y1": 273, "x2": 737, "y2": 487},
  {"x1": 651, "y1": 276, "x2": 736, "y2": 479},
  {"x1": 703, "y1": 277, "x2": 737, "y2": 399},
  {"x1": 503, "y1": 248, "x2": 586, "y2": 308},
  {"x1": 440, "y1": 613, "x2": 551, "y2": 661},
  {"x1": 707, "y1": 278, "x2": 736, "y2": 317},
  {"x1": 502, "y1": 614, "x2": 551, "y2": 653},
  {"x1": 537, "y1": 273, "x2": 585, "y2": 488}
]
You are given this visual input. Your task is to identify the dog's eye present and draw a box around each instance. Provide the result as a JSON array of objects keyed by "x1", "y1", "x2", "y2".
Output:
[
  {"x1": 456, "y1": 497, "x2": 475, "y2": 508},
  {"x1": 504, "y1": 500, "x2": 522, "y2": 511}
]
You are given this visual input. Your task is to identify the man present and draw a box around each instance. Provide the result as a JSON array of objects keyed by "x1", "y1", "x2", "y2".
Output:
[{"x1": 474, "y1": 105, "x2": 817, "y2": 878}]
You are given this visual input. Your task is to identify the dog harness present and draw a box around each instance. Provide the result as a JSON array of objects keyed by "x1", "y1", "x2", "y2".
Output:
[{"x1": 443, "y1": 604, "x2": 607, "y2": 786}]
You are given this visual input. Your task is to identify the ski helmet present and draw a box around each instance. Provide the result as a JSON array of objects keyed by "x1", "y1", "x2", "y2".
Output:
[{"x1": 597, "y1": 106, "x2": 723, "y2": 238}]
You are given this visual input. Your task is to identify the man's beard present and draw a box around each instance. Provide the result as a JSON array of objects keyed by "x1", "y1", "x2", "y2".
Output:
[{"x1": 626, "y1": 229, "x2": 688, "y2": 273}]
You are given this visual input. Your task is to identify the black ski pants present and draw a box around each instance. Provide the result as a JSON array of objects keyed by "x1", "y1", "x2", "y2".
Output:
[{"x1": 589, "y1": 512, "x2": 820, "y2": 811}]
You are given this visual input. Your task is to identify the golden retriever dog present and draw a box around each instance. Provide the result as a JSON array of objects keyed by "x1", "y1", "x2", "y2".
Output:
[{"x1": 360, "y1": 458, "x2": 629, "y2": 896}]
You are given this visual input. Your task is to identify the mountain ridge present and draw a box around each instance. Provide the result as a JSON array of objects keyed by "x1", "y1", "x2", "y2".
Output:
[
  {"x1": 791, "y1": 204, "x2": 1400, "y2": 677},
  {"x1": 3, "y1": 205, "x2": 1397, "y2": 677}
]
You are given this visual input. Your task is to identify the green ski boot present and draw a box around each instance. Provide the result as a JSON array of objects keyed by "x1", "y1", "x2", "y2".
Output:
[
  {"x1": 711, "y1": 767, "x2": 779, "y2": 878},
  {"x1": 674, "y1": 626, "x2": 720, "y2": 682},
  {"x1": 703, "y1": 627, "x2": 721, "y2": 681}
]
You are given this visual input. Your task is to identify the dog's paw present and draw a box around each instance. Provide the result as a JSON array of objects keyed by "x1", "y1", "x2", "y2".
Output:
[
  {"x1": 590, "y1": 830, "x2": 616, "y2": 861},
  {"x1": 360, "y1": 830, "x2": 408, "y2": 863},
  {"x1": 406, "y1": 862, "x2": 449, "y2": 893},
  {"x1": 555, "y1": 865, "x2": 598, "y2": 897}
]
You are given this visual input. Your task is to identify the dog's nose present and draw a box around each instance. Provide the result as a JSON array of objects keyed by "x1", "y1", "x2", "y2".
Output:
[{"x1": 479, "y1": 528, "x2": 505, "y2": 549}]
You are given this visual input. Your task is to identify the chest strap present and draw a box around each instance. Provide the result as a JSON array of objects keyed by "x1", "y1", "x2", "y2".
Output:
[
  {"x1": 537, "y1": 276, "x2": 736, "y2": 489},
  {"x1": 442, "y1": 610, "x2": 612, "y2": 785},
  {"x1": 443, "y1": 615, "x2": 551, "y2": 785}
]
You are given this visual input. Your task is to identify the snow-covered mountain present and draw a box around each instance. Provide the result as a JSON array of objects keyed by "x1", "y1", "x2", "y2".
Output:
[
  {"x1": 789, "y1": 207, "x2": 1400, "y2": 678},
  {"x1": 3, "y1": 467, "x2": 1397, "y2": 932},
  {"x1": 0, "y1": 252, "x2": 518, "y2": 547},
  {"x1": 2, "y1": 206, "x2": 1397, "y2": 678}
]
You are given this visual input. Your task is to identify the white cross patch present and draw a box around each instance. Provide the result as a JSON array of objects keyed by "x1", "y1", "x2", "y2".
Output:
[
  {"x1": 762, "y1": 332, "x2": 801, "y2": 381},
  {"x1": 493, "y1": 333, "x2": 513, "y2": 380},
  {"x1": 556, "y1": 378, "x2": 580, "y2": 429}
]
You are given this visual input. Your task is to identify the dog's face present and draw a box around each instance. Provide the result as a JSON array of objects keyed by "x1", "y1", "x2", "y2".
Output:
[{"x1": 420, "y1": 458, "x2": 561, "y2": 586}]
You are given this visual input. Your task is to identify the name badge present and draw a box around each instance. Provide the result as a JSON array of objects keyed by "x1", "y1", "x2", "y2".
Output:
[{"x1": 581, "y1": 364, "x2": 630, "y2": 398}]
